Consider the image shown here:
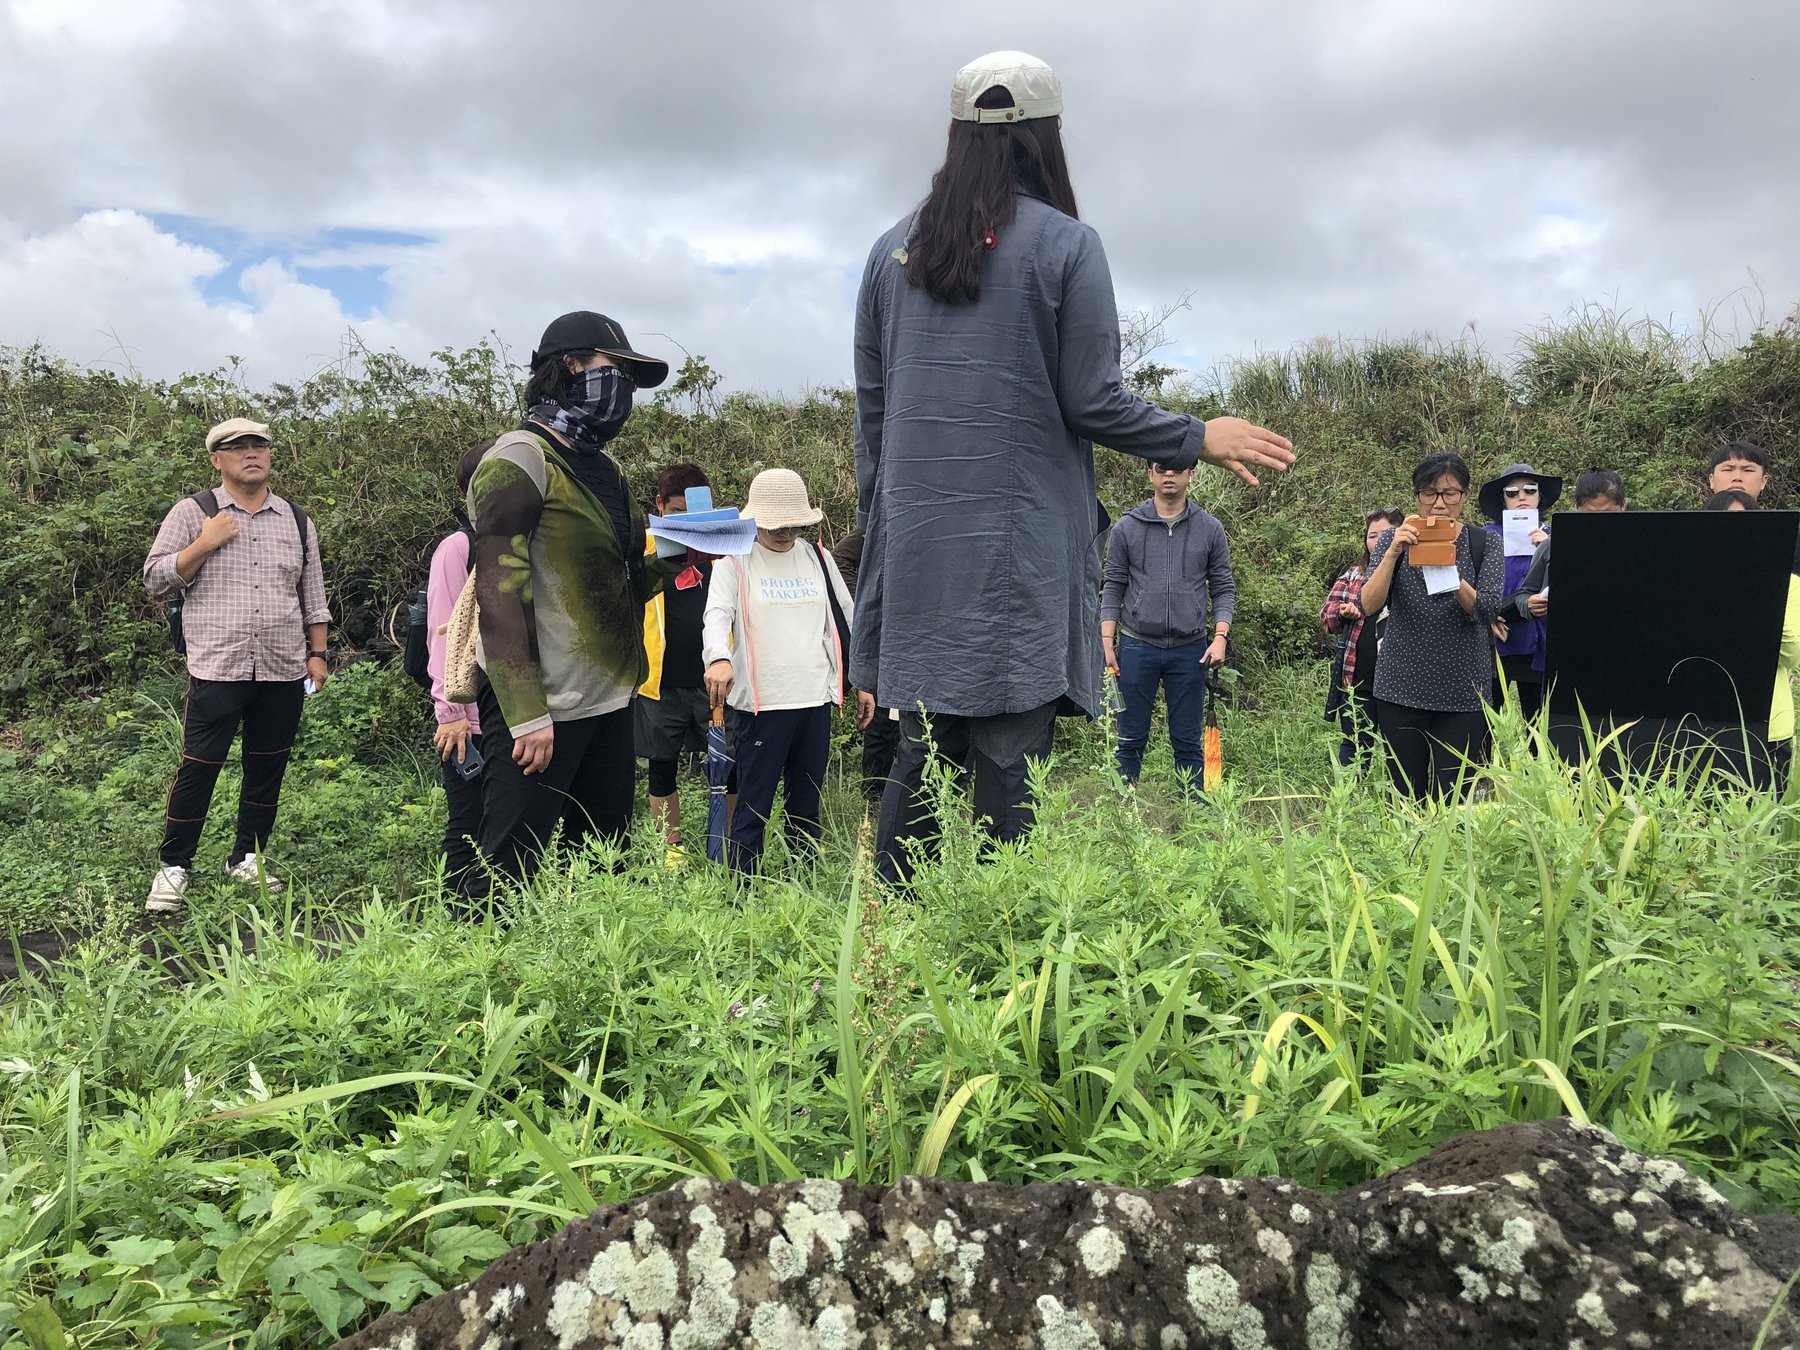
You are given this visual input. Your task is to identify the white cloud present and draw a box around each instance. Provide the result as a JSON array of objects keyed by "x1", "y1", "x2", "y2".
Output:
[{"x1": 1, "y1": 0, "x2": 1797, "y2": 396}]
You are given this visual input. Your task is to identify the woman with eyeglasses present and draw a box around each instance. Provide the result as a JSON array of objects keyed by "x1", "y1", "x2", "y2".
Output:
[
  {"x1": 1476, "y1": 463, "x2": 1559, "y2": 722},
  {"x1": 1320, "y1": 507, "x2": 1405, "y2": 768},
  {"x1": 1356, "y1": 452, "x2": 1506, "y2": 799}
]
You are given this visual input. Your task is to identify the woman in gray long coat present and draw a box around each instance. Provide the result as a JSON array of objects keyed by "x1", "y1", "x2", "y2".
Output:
[{"x1": 853, "y1": 50, "x2": 1293, "y2": 881}]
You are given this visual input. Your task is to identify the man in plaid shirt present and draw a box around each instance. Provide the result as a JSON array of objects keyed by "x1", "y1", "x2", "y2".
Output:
[{"x1": 141, "y1": 418, "x2": 332, "y2": 912}]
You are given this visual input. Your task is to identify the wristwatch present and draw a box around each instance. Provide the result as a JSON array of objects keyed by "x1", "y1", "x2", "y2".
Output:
[{"x1": 307, "y1": 649, "x2": 333, "y2": 666}]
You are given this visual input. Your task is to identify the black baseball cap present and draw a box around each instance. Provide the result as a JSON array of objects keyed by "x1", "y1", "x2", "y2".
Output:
[{"x1": 532, "y1": 311, "x2": 670, "y2": 389}]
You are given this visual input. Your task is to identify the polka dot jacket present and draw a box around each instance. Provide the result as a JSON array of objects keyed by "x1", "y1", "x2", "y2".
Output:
[{"x1": 1364, "y1": 524, "x2": 1505, "y2": 713}]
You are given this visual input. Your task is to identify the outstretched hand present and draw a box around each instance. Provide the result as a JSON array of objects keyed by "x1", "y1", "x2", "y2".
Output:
[{"x1": 1198, "y1": 417, "x2": 1295, "y2": 486}]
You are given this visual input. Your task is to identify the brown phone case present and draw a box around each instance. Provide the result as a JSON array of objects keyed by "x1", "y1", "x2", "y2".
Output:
[{"x1": 1405, "y1": 515, "x2": 1459, "y2": 567}]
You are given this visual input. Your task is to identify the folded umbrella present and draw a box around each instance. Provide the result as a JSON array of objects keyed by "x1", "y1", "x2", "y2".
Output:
[
  {"x1": 1203, "y1": 701, "x2": 1223, "y2": 791},
  {"x1": 705, "y1": 706, "x2": 735, "y2": 864}
]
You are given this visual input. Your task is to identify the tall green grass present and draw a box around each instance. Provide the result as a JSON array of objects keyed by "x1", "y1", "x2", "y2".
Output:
[{"x1": 0, "y1": 681, "x2": 1794, "y2": 1346}]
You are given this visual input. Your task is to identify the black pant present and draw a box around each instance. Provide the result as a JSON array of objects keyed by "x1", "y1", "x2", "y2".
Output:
[
  {"x1": 440, "y1": 733, "x2": 485, "y2": 889},
  {"x1": 727, "y1": 705, "x2": 831, "y2": 874},
  {"x1": 861, "y1": 712, "x2": 901, "y2": 802},
  {"x1": 1498, "y1": 653, "x2": 1545, "y2": 722},
  {"x1": 463, "y1": 681, "x2": 635, "y2": 901},
  {"x1": 1335, "y1": 683, "x2": 1381, "y2": 769},
  {"x1": 1772, "y1": 741, "x2": 1793, "y2": 797},
  {"x1": 161, "y1": 677, "x2": 306, "y2": 869},
  {"x1": 876, "y1": 702, "x2": 1056, "y2": 885},
  {"x1": 1375, "y1": 699, "x2": 1488, "y2": 800}
]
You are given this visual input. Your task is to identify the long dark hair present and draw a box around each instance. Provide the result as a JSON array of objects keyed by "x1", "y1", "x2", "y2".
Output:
[
  {"x1": 523, "y1": 349, "x2": 598, "y2": 408},
  {"x1": 903, "y1": 86, "x2": 1079, "y2": 305}
]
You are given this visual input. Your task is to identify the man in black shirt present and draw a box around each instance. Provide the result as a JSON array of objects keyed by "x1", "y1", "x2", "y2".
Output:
[{"x1": 637, "y1": 464, "x2": 722, "y2": 861}]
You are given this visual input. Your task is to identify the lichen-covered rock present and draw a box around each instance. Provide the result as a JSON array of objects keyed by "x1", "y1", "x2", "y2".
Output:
[{"x1": 335, "y1": 1120, "x2": 1798, "y2": 1349}]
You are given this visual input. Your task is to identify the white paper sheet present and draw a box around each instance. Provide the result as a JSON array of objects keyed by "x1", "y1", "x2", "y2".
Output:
[
  {"x1": 1503, "y1": 508, "x2": 1540, "y2": 556},
  {"x1": 1422, "y1": 565, "x2": 1461, "y2": 595}
]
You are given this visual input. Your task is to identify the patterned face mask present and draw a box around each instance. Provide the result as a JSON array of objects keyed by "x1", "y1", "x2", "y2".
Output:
[{"x1": 536, "y1": 364, "x2": 635, "y2": 451}]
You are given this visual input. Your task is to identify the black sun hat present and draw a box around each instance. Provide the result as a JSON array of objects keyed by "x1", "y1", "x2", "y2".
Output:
[
  {"x1": 532, "y1": 311, "x2": 670, "y2": 389},
  {"x1": 1477, "y1": 462, "x2": 1562, "y2": 521}
]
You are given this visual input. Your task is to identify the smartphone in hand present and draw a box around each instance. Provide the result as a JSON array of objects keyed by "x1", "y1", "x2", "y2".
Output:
[{"x1": 452, "y1": 740, "x2": 485, "y2": 782}]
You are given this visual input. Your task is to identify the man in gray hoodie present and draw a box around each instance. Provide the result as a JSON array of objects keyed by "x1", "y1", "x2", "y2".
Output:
[{"x1": 1100, "y1": 461, "x2": 1235, "y2": 793}]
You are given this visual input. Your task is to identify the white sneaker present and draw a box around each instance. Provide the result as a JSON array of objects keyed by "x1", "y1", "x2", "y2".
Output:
[
  {"x1": 224, "y1": 855, "x2": 285, "y2": 893},
  {"x1": 146, "y1": 865, "x2": 190, "y2": 913}
]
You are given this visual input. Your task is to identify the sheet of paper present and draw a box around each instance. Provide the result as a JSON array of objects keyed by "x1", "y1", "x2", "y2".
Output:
[
  {"x1": 1503, "y1": 508, "x2": 1540, "y2": 556},
  {"x1": 1422, "y1": 565, "x2": 1461, "y2": 595}
]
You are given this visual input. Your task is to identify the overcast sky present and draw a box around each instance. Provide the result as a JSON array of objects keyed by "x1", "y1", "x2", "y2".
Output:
[{"x1": 3, "y1": 0, "x2": 1797, "y2": 397}]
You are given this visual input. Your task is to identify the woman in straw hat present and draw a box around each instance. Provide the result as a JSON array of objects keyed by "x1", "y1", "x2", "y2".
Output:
[
  {"x1": 703, "y1": 469, "x2": 872, "y2": 875},
  {"x1": 851, "y1": 50, "x2": 1295, "y2": 883}
]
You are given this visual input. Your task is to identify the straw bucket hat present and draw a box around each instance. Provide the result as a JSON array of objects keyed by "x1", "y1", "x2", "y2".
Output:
[{"x1": 744, "y1": 468, "x2": 823, "y2": 530}]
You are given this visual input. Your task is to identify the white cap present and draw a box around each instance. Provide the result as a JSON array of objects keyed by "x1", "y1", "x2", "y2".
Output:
[
  {"x1": 950, "y1": 51, "x2": 1063, "y2": 124},
  {"x1": 205, "y1": 417, "x2": 272, "y2": 451}
]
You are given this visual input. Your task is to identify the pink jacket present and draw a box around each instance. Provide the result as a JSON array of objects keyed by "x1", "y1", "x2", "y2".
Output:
[{"x1": 427, "y1": 531, "x2": 481, "y2": 731}]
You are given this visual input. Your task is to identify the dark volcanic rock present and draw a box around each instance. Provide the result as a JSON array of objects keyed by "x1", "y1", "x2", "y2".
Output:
[{"x1": 335, "y1": 1119, "x2": 1797, "y2": 1349}]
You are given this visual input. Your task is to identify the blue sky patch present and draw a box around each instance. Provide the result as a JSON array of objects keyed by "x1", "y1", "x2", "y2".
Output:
[{"x1": 150, "y1": 215, "x2": 432, "y2": 319}]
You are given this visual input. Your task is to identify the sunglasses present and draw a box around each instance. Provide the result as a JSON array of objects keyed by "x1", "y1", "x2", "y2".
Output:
[
  {"x1": 1502, "y1": 485, "x2": 1539, "y2": 499},
  {"x1": 1150, "y1": 464, "x2": 1187, "y2": 476}
]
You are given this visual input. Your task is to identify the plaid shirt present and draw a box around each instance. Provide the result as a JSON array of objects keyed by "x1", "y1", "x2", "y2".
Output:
[
  {"x1": 1320, "y1": 565, "x2": 1371, "y2": 688},
  {"x1": 144, "y1": 491, "x2": 330, "y2": 682}
]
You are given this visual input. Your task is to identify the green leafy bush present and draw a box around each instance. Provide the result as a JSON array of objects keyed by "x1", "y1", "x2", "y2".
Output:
[{"x1": 5, "y1": 309, "x2": 1796, "y2": 705}]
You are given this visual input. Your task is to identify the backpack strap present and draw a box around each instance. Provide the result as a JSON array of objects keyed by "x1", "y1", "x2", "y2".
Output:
[
  {"x1": 812, "y1": 541, "x2": 851, "y2": 700},
  {"x1": 1467, "y1": 523, "x2": 1489, "y2": 575},
  {"x1": 192, "y1": 489, "x2": 220, "y2": 517}
]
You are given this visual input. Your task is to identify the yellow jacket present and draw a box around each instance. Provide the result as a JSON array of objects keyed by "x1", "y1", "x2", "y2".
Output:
[
  {"x1": 1771, "y1": 574, "x2": 1800, "y2": 744},
  {"x1": 639, "y1": 538, "x2": 667, "y2": 700}
]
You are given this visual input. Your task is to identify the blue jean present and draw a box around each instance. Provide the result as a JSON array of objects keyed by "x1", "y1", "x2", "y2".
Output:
[{"x1": 1115, "y1": 635, "x2": 1210, "y2": 793}]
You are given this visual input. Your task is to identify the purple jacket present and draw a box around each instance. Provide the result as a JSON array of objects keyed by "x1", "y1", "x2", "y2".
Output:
[
  {"x1": 1100, "y1": 500, "x2": 1234, "y2": 647},
  {"x1": 1483, "y1": 521, "x2": 1547, "y2": 672}
]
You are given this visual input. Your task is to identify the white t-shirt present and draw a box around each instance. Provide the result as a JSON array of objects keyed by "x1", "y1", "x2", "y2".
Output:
[{"x1": 703, "y1": 541, "x2": 850, "y2": 712}]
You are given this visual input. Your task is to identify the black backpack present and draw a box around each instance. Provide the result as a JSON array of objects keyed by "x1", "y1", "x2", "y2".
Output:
[
  {"x1": 167, "y1": 490, "x2": 312, "y2": 656},
  {"x1": 401, "y1": 522, "x2": 475, "y2": 690}
]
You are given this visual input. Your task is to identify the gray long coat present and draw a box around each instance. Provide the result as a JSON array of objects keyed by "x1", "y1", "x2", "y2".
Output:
[{"x1": 850, "y1": 195, "x2": 1206, "y2": 719}]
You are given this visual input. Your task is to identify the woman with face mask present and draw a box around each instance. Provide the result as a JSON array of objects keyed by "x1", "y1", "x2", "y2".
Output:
[{"x1": 459, "y1": 311, "x2": 677, "y2": 910}]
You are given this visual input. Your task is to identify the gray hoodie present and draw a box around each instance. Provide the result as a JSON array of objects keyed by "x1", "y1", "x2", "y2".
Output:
[{"x1": 1100, "y1": 500, "x2": 1235, "y2": 647}]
